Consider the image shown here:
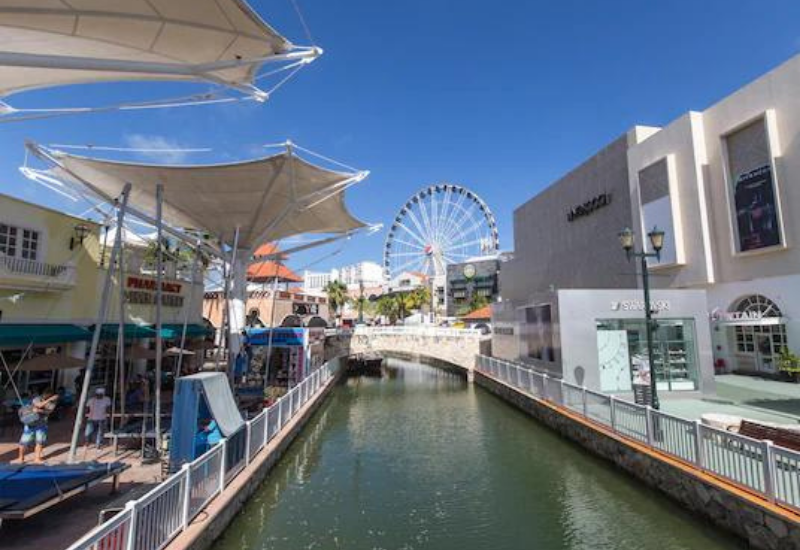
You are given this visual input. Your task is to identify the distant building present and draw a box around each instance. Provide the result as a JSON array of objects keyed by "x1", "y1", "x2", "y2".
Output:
[
  {"x1": 388, "y1": 271, "x2": 427, "y2": 293},
  {"x1": 337, "y1": 261, "x2": 383, "y2": 288},
  {"x1": 303, "y1": 261, "x2": 383, "y2": 295},
  {"x1": 445, "y1": 255, "x2": 509, "y2": 316}
]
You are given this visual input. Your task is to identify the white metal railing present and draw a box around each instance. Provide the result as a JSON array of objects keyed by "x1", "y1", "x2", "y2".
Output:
[
  {"x1": 65, "y1": 361, "x2": 339, "y2": 550},
  {"x1": 325, "y1": 326, "x2": 484, "y2": 338},
  {"x1": 0, "y1": 255, "x2": 73, "y2": 278},
  {"x1": 475, "y1": 355, "x2": 800, "y2": 512}
]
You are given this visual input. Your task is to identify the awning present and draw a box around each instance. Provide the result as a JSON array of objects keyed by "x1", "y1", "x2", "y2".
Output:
[
  {"x1": 0, "y1": 324, "x2": 91, "y2": 347},
  {"x1": 0, "y1": 1, "x2": 298, "y2": 99},
  {"x1": 97, "y1": 324, "x2": 157, "y2": 341},
  {"x1": 17, "y1": 355, "x2": 85, "y2": 372},
  {"x1": 160, "y1": 324, "x2": 213, "y2": 340},
  {"x1": 39, "y1": 147, "x2": 369, "y2": 251}
]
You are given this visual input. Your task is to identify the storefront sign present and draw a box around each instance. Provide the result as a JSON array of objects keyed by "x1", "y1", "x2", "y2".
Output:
[
  {"x1": 567, "y1": 193, "x2": 611, "y2": 222},
  {"x1": 247, "y1": 328, "x2": 305, "y2": 346},
  {"x1": 126, "y1": 276, "x2": 182, "y2": 294},
  {"x1": 293, "y1": 302, "x2": 320, "y2": 316},
  {"x1": 494, "y1": 326, "x2": 515, "y2": 336},
  {"x1": 710, "y1": 309, "x2": 764, "y2": 322},
  {"x1": 733, "y1": 165, "x2": 781, "y2": 251},
  {"x1": 611, "y1": 299, "x2": 670, "y2": 312},
  {"x1": 125, "y1": 276, "x2": 184, "y2": 308}
]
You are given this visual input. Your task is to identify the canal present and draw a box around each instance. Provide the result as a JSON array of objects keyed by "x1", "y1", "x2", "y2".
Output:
[{"x1": 213, "y1": 357, "x2": 743, "y2": 550}]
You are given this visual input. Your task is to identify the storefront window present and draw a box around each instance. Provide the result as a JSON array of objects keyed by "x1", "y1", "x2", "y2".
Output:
[{"x1": 596, "y1": 318, "x2": 699, "y2": 392}]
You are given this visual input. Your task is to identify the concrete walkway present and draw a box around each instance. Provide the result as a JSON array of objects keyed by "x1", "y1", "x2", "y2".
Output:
[
  {"x1": 660, "y1": 374, "x2": 800, "y2": 425},
  {"x1": 0, "y1": 413, "x2": 162, "y2": 550}
]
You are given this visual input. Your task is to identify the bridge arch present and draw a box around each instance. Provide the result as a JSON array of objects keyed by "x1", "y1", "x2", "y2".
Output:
[{"x1": 324, "y1": 327, "x2": 490, "y2": 379}]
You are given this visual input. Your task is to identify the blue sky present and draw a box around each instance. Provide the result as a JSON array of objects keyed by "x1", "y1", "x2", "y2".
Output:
[{"x1": 1, "y1": 0, "x2": 800, "y2": 273}]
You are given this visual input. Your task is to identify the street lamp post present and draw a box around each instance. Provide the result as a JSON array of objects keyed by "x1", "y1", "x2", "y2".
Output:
[{"x1": 618, "y1": 226, "x2": 666, "y2": 410}]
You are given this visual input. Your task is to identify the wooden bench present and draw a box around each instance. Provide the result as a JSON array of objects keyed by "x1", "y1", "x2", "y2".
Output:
[{"x1": 739, "y1": 420, "x2": 800, "y2": 451}]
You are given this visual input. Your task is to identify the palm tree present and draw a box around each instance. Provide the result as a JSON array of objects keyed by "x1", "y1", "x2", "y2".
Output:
[
  {"x1": 412, "y1": 286, "x2": 431, "y2": 311},
  {"x1": 376, "y1": 295, "x2": 399, "y2": 324},
  {"x1": 323, "y1": 280, "x2": 349, "y2": 324}
]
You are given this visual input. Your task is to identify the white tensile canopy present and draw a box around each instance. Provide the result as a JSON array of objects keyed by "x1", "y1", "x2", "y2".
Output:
[
  {"x1": 29, "y1": 144, "x2": 369, "y2": 252},
  {"x1": 0, "y1": 0, "x2": 318, "y2": 107}
]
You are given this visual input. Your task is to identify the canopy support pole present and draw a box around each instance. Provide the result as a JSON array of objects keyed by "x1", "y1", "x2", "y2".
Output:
[
  {"x1": 264, "y1": 259, "x2": 282, "y2": 389},
  {"x1": 176, "y1": 240, "x2": 202, "y2": 378},
  {"x1": 69, "y1": 183, "x2": 131, "y2": 463},
  {"x1": 116, "y1": 212, "x2": 128, "y2": 432},
  {"x1": 154, "y1": 184, "x2": 165, "y2": 456},
  {"x1": 227, "y1": 249, "x2": 248, "y2": 382},
  {"x1": 222, "y1": 227, "x2": 241, "y2": 384}
]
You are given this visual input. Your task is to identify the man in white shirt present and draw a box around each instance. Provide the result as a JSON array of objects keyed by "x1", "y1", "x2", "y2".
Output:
[{"x1": 84, "y1": 387, "x2": 111, "y2": 450}]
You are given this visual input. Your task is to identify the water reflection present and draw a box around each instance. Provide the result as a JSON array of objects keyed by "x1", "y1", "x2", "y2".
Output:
[{"x1": 213, "y1": 358, "x2": 743, "y2": 550}]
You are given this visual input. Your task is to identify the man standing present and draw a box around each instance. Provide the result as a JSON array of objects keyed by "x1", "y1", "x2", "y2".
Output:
[
  {"x1": 17, "y1": 389, "x2": 59, "y2": 463},
  {"x1": 85, "y1": 387, "x2": 112, "y2": 451}
]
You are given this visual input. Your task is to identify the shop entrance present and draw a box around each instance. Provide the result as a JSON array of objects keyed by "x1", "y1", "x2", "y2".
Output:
[{"x1": 726, "y1": 295, "x2": 787, "y2": 375}]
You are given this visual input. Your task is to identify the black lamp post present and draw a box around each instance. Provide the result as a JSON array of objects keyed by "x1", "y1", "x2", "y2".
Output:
[{"x1": 618, "y1": 226, "x2": 666, "y2": 410}]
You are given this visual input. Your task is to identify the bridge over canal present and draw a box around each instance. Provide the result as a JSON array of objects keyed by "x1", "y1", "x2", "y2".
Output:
[{"x1": 324, "y1": 326, "x2": 492, "y2": 376}]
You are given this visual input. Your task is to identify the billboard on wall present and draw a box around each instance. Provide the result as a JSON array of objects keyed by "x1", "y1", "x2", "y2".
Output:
[{"x1": 734, "y1": 165, "x2": 781, "y2": 251}]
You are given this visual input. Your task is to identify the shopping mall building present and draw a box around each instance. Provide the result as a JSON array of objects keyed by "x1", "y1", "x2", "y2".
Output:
[{"x1": 494, "y1": 53, "x2": 800, "y2": 397}]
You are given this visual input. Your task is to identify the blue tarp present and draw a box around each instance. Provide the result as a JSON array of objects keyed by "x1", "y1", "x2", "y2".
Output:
[
  {"x1": 0, "y1": 462, "x2": 127, "y2": 517},
  {"x1": 169, "y1": 372, "x2": 244, "y2": 469}
]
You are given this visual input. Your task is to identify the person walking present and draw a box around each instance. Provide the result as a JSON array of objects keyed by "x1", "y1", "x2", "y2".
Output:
[
  {"x1": 84, "y1": 387, "x2": 112, "y2": 452},
  {"x1": 17, "y1": 389, "x2": 59, "y2": 463}
]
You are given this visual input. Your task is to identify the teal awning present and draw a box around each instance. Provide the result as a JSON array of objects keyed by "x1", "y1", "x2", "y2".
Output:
[
  {"x1": 97, "y1": 324, "x2": 158, "y2": 341},
  {"x1": 159, "y1": 324, "x2": 213, "y2": 340},
  {"x1": 0, "y1": 324, "x2": 92, "y2": 347}
]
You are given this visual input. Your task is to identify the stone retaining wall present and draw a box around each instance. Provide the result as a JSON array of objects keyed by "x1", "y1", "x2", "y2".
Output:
[{"x1": 475, "y1": 371, "x2": 800, "y2": 550}]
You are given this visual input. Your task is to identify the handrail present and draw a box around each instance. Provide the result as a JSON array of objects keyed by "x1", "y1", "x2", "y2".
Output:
[
  {"x1": 64, "y1": 360, "x2": 339, "y2": 550},
  {"x1": 475, "y1": 354, "x2": 800, "y2": 512}
]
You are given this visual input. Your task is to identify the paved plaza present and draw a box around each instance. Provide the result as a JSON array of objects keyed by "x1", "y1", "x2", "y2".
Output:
[{"x1": 661, "y1": 374, "x2": 800, "y2": 425}]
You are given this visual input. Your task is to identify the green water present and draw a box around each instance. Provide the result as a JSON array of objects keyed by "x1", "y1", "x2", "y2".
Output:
[{"x1": 213, "y1": 357, "x2": 742, "y2": 550}]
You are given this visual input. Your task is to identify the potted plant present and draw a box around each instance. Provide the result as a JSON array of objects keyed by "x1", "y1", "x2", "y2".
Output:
[{"x1": 777, "y1": 348, "x2": 800, "y2": 383}]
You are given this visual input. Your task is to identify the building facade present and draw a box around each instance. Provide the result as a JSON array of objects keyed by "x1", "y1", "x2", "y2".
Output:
[
  {"x1": 203, "y1": 289, "x2": 329, "y2": 330},
  {"x1": 302, "y1": 261, "x2": 383, "y2": 296},
  {"x1": 0, "y1": 193, "x2": 206, "y2": 396},
  {"x1": 496, "y1": 52, "x2": 800, "y2": 395},
  {"x1": 625, "y1": 54, "x2": 800, "y2": 376},
  {"x1": 445, "y1": 256, "x2": 503, "y2": 317}
]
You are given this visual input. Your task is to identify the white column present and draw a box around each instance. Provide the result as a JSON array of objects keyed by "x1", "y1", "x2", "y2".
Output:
[{"x1": 227, "y1": 251, "x2": 248, "y2": 360}]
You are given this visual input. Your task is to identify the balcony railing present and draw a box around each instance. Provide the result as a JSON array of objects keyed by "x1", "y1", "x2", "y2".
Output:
[{"x1": 0, "y1": 255, "x2": 73, "y2": 278}]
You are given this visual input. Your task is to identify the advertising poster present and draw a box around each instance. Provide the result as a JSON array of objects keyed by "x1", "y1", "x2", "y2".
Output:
[
  {"x1": 734, "y1": 164, "x2": 781, "y2": 251},
  {"x1": 597, "y1": 330, "x2": 632, "y2": 392}
]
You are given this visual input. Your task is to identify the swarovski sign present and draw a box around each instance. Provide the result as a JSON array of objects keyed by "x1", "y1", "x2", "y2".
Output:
[
  {"x1": 611, "y1": 299, "x2": 670, "y2": 312},
  {"x1": 567, "y1": 193, "x2": 612, "y2": 222}
]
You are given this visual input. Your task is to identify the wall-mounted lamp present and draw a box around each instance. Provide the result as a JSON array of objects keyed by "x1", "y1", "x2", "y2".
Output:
[{"x1": 70, "y1": 223, "x2": 90, "y2": 250}]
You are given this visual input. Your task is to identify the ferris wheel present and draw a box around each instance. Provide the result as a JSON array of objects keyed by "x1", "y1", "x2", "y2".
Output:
[{"x1": 383, "y1": 184, "x2": 500, "y2": 283}]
